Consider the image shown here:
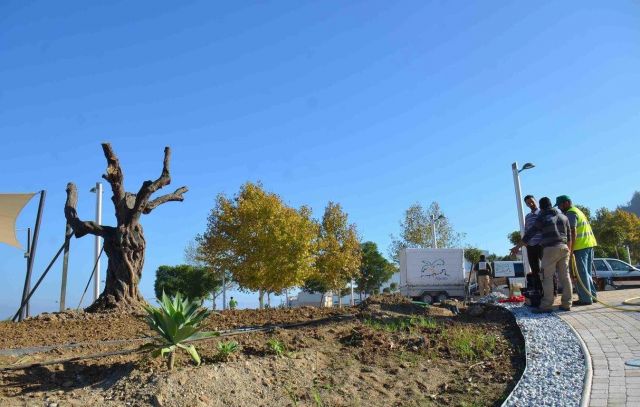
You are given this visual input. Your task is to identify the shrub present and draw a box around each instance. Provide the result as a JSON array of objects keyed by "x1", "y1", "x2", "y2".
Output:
[
  {"x1": 143, "y1": 291, "x2": 218, "y2": 369},
  {"x1": 266, "y1": 338, "x2": 285, "y2": 356},
  {"x1": 216, "y1": 340, "x2": 239, "y2": 361}
]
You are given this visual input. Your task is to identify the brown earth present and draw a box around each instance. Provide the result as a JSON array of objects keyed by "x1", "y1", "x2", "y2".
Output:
[{"x1": 0, "y1": 299, "x2": 524, "y2": 407}]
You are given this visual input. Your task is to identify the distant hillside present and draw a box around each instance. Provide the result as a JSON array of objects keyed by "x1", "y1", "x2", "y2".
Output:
[{"x1": 619, "y1": 191, "x2": 640, "y2": 217}]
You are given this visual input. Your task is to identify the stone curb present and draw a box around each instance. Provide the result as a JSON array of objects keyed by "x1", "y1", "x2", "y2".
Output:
[{"x1": 565, "y1": 320, "x2": 593, "y2": 407}]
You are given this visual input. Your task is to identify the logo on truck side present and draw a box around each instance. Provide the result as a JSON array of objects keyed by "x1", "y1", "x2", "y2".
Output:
[{"x1": 420, "y1": 259, "x2": 448, "y2": 280}]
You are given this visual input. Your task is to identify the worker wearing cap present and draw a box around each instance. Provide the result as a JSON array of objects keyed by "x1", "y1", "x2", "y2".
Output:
[{"x1": 555, "y1": 195, "x2": 598, "y2": 306}]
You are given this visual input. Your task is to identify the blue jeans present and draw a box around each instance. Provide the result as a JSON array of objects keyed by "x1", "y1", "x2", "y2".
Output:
[{"x1": 574, "y1": 247, "x2": 597, "y2": 303}]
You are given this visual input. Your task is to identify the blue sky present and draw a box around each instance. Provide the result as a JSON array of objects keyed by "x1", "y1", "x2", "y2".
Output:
[{"x1": 1, "y1": 1, "x2": 639, "y2": 315}]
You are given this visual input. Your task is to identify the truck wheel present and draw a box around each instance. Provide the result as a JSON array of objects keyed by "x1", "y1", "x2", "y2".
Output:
[
  {"x1": 421, "y1": 294, "x2": 433, "y2": 305},
  {"x1": 435, "y1": 293, "x2": 448, "y2": 304}
]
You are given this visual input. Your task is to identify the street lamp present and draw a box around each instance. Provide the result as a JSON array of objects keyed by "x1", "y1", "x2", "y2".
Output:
[
  {"x1": 511, "y1": 162, "x2": 534, "y2": 274},
  {"x1": 430, "y1": 214, "x2": 445, "y2": 249},
  {"x1": 89, "y1": 182, "x2": 103, "y2": 302}
]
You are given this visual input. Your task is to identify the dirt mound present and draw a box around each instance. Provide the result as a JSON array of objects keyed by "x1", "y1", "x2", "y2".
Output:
[
  {"x1": 0, "y1": 306, "x2": 524, "y2": 406},
  {"x1": 360, "y1": 293, "x2": 414, "y2": 307},
  {"x1": 359, "y1": 293, "x2": 455, "y2": 317}
]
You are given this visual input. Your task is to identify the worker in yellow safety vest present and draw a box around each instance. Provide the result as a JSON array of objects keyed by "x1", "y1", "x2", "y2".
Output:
[{"x1": 555, "y1": 195, "x2": 598, "y2": 306}]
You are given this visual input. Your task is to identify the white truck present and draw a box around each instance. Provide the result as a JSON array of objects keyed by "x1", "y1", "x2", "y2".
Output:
[{"x1": 399, "y1": 248, "x2": 473, "y2": 304}]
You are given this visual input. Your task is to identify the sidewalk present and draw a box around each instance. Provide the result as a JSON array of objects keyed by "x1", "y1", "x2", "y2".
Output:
[{"x1": 558, "y1": 288, "x2": 640, "y2": 407}]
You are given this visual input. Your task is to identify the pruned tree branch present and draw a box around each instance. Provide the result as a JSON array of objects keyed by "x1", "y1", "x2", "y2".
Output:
[
  {"x1": 64, "y1": 183, "x2": 112, "y2": 238},
  {"x1": 132, "y1": 147, "x2": 173, "y2": 216},
  {"x1": 142, "y1": 186, "x2": 188, "y2": 214},
  {"x1": 101, "y1": 143, "x2": 126, "y2": 224}
]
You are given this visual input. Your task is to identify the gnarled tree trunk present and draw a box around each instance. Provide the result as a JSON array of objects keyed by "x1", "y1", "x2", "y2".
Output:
[{"x1": 65, "y1": 143, "x2": 187, "y2": 312}]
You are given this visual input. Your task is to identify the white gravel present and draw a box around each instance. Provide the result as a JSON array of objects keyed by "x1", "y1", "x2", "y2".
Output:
[{"x1": 500, "y1": 304, "x2": 586, "y2": 407}]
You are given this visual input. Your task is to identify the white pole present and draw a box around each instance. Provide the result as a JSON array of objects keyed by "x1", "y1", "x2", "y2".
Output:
[
  {"x1": 626, "y1": 245, "x2": 632, "y2": 265},
  {"x1": 222, "y1": 271, "x2": 226, "y2": 310},
  {"x1": 431, "y1": 216, "x2": 438, "y2": 249},
  {"x1": 511, "y1": 163, "x2": 531, "y2": 275},
  {"x1": 94, "y1": 182, "x2": 103, "y2": 301},
  {"x1": 350, "y1": 279, "x2": 354, "y2": 306}
]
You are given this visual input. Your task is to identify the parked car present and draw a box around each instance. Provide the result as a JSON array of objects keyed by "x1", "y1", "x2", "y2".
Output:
[{"x1": 592, "y1": 258, "x2": 640, "y2": 290}]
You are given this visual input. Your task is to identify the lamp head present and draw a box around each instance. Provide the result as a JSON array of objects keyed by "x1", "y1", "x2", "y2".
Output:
[{"x1": 519, "y1": 162, "x2": 535, "y2": 173}]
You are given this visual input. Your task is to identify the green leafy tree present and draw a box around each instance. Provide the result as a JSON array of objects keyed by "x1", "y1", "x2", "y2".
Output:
[
  {"x1": 312, "y1": 202, "x2": 362, "y2": 307},
  {"x1": 389, "y1": 202, "x2": 464, "y2": 263},
  {"x1": 507, "y1": 230, "x2": 522, "y2": 246},
  {"x1": 464, "y1": 247, "x2": 484, "y2": 266},
  {"x1": 184, "y1": 239, "x2": 234, "y2": 310},
  {"x1": 355, "y1": 241, "x2": 395, "y2": 296},
  {"x1": 592, "y1": 208, "x2": 640, "y2": 263},
  {"x1": 154, "y1": 265, "x2": 221, "y2": 303},
  {"x1": 198, "y1": 182, "x2": 318, "y2": 308}
]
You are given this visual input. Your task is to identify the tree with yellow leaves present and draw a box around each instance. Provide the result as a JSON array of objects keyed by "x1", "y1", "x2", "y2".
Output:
[
  {"x1": 197, "y1": 182, "x2": 318, "y2": 308},
  {"x1": 313, "y1": 202, "x2": 362, "y2": 307}
]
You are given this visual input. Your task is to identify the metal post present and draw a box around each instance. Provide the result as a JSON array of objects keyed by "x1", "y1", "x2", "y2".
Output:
[
  {"x1": 60, "y1": 223, "x2": 72, "y2": 311},
  {"x1": 431, "y1": 216, "x2": 438, "y2": 249},
  {"x1": 350, "y1": 279, "x2": 354, "y2": 306},
  {"x1": 20, "y1": 190, "x2": 46, "y2": 321},
  {"x1": 93, "y1": 183, "x2": 103, "y2": 301},
  {"x1": 222, "y1": 271, "x2": 226, "y2": 310},
  {"x1": 511, "y1": 163, "x2": 531, "y2": 275}
]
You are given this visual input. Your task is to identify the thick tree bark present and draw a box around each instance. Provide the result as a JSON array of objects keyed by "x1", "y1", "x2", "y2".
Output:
[{"x1": 65, "y1": 143, "x2": 187, "y2": 312}]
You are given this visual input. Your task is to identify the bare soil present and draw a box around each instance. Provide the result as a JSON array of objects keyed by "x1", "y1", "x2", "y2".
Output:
[{"x1": 0, "y1": 297, "x2": 524, "y2": 407}]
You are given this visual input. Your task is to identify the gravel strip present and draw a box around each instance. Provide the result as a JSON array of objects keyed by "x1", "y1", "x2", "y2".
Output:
[{"x1": 500, "y1": 304, "x2": 586, "y2": 407}]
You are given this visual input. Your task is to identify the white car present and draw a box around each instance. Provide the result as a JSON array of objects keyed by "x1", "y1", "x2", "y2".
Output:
[{"x1": 593, "y1": 258, "x2": 640, "y2": 290}]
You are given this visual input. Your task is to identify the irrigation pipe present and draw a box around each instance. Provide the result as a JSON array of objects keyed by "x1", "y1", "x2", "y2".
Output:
[{"x1": 0, "y1": 314, "x2": 355, "y2": 371}]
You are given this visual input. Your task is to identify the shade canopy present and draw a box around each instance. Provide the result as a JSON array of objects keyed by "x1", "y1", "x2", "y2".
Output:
[{"x1": 0, "y1": 193, "x2": 35, "y2": 249}]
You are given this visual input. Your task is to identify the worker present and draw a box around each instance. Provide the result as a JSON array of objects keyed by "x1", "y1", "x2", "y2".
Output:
[
  {"x1": 511, "y1": 197, "x2": 573, "y2": 312},
  {"x1": 473, "y1": 255, "x2": 493, "y2": 296},
  {"x1": 555, "y1": 195, "x2": 598, "y2": 306},
  {"x1": 229, "y1": 296, "x2": 238, "y2": 310},
  {"x1": 523, "y1": 195, "x2": 543, "y2": 275}
]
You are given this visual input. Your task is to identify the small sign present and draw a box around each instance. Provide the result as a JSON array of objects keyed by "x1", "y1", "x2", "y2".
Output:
[
  {"x1": 494, "y1": 261, "x2": 516, "y2": 277},
  {"x1": 478, "y1": 261, "x2": 487, "y2": 271}
]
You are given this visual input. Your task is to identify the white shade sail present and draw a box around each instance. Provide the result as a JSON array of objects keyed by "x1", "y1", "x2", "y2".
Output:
[{"x1": 0, "y1": 193, "x2": 35, "y2": 249}]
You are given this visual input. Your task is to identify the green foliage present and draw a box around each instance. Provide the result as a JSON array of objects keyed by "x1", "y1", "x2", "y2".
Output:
[
  {"x1": 364, "y1": 316, "x2": 437, "y2": 333},
  {"x1": 591, "y1": 207, "x2": 640, "y2": 263},
  {"x1": 154, "y1": 264, "x2": 221, "y2": 302},
  {"x1": 143, "y1": 292, "x2": 218, "y2": 369},
  {"x1": 444, "y1": 327, "x2": 498, "y2": 361},
  {"x1": 198, "y1": 182, "x2": 318, "y2": 308},
  {"x1": 266, "y1": 338, "x2": 285, "y2": 356},
  {"x1": 464, "y1": 247, "x2": 484, "y2": 265},
  {"x1": 389, "y1": 282, "x2": 398, "y2": 292},
  {"x1": 356, "y1": 241, "x2": 396, "y2": 295},
  {"x1": 507, "y1": 230, "x2": 521, "y2": 246},
  {"x1": 311, "y1": 202, "x2": 362, "y2": 305},
  {"x1": 389, "y1": 202, "x2": 464, "y2": 263},
  {"x1": 216, "y1": 340, "x2": 239, "y2": 361}
]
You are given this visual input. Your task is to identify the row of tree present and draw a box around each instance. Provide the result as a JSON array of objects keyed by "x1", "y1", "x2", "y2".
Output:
[
  {"x1": 177, "y1": 182, "x2": 396, "y2": 308},
  {"x1": 154, "y1": 187, "x2": 469, "y2": 308}
]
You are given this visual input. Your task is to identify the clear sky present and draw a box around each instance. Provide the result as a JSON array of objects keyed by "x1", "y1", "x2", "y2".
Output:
[{"x1": 1, "y1": 1, "x2": 639, "y2": 316}]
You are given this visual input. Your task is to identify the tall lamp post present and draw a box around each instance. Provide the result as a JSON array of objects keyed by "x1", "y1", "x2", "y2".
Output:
[
  {"x1": 430, "y1": 214, "x2": 445, "y2": 248},
  {"x1": 511, "y1": 162, "x2": 535, "y2": 275},
  {"x1": 90, "y1": 182, "x2": 103, "y2": 302}
]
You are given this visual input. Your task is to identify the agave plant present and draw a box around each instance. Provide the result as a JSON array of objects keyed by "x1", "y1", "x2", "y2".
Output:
[{"x1": 143, "y1": 291, "x2": 218, "y2": 369}]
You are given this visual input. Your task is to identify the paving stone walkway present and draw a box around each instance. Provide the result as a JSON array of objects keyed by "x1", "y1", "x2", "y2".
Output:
[{"x1": 558, "y1": 288, "x2": 640, "y2": 407}]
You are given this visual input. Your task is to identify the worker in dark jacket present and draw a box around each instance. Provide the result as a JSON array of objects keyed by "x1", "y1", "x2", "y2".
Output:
[
  {"x1": 473, "y1": 255, "x2": 493, "y2": 296},
  {"x1": 511, "y1": 197, "x2": 573, "y2": 312}
]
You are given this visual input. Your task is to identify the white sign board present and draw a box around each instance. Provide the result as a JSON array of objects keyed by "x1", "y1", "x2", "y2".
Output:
[{"x1": 493, "y1": 261, "x2": 516, "y2": 278}]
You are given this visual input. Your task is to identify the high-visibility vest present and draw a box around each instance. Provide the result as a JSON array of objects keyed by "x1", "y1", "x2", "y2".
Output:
[{"x1": 567, "y1": 206, "x2": 597, "y2": 250}]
